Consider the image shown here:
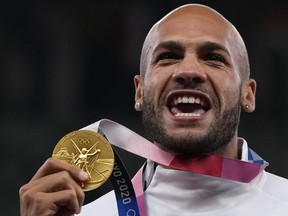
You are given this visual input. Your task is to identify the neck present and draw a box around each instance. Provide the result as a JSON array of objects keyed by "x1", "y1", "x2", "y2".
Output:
[{"x1": 210, "y1": 136, "x2": 240, "y2": 159}]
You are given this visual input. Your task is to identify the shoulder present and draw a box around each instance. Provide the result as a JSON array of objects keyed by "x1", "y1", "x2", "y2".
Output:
[
  {"x1": 259, "y1": 171, "x2": 288, "y2": 202},
  {"x1": 77, "y1": 191, "x2": 118, "y2": 216}
]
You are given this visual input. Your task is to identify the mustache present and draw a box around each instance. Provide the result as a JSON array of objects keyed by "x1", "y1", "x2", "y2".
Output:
[{"x1": 174, "y1": 82, "x2": 209, "y2": 93}]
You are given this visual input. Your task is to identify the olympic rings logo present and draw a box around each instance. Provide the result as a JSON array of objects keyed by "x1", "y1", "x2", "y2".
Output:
[{"x1": 78, "y1": 137, "x2": 92, "y2": 145}]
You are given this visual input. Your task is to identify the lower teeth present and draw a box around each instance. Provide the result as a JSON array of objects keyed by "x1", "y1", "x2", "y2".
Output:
[{"x1": 175, "y1": 113, "x2": 200, "y2": 117}]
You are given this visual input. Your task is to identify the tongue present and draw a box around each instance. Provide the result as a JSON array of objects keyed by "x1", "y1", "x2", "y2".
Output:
[{"x1": 170, "y1": 106, "x2": 206, "y2": 115}]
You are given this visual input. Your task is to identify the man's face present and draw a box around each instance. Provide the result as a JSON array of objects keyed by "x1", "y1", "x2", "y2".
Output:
[{"x1": 134, "y1": 6, "x2": 253, "y2": 156}]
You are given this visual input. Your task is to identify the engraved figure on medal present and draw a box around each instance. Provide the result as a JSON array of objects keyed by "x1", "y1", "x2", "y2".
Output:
[{"x1": 71, "y1": 139, "x2": 101, "y2": 179}]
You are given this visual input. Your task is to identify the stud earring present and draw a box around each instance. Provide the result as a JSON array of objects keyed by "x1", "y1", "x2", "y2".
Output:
[
  {"x1": 135, "y1": 102, "x2": 142, "y2": 111},
  {"x1": 245, "y1": 104, "x2": 250, "y2": 111}
]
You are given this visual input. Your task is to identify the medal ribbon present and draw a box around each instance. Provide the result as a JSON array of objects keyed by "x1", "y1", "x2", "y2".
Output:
[
  {"x1": 110, "y1": 148, "x2": 140, "y2": 216},
  {"x1": 82, "y1": 119, "x2": 268, "y2": 216}
]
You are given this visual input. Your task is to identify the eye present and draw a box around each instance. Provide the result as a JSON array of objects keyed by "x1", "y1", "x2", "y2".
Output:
[
  {"x1": 203, "y1": 53, "x2": 227, "y2": 64},
  {"x1": 156, "y1": 52, "x2": 181, "y2": 62}
]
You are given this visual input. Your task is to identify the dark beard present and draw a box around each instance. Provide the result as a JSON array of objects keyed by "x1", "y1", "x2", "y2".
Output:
[{"x1": 141, "y1": 96, "x2": 241, "y2": 155}]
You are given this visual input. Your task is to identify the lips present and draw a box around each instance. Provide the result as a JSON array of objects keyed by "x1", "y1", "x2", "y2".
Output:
[{"x1": 166, "y1": 90, "x2": 211, "y2": 117}]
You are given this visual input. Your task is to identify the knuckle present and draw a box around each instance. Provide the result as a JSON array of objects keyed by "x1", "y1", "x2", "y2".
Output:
[
  {"x1": 68, "y1": 189, "x2": 77, "y2": 198},
  {"x1": 19, "y1": 183, "x2": 32, "y2": 198},
  {"x1": 19, "y1": 184, "x2": 28, "y2": 196},
  {"x1": 44, "y1": 157, "x2": 58, "y2": 169},
  {"x1": 19, "y1": 186, "x2": 34, "y2": 202},
  {"x1": 58, "y1": 170, "x2": 71, "y2": 181}
]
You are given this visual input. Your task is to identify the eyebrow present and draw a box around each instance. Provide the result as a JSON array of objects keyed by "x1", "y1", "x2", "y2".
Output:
[
  {"x1": 152, "y1": 40, "x2": 184, "y2": 54},
  {"x1": 152, "y1": 40, "x2": 230, "y2": 56},
  {"x1": 197, "y1": 41, "x2": 230, "y2": 57}
]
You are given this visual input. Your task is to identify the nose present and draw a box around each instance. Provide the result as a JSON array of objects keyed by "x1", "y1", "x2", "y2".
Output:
[{"x1": 172, "y1": 58, "x2": 206, "y2": 85}]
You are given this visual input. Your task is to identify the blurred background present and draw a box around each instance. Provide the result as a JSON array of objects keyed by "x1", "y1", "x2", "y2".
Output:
[{"x1": 1, "y1": 0, "x2": 288, "y2": 214}]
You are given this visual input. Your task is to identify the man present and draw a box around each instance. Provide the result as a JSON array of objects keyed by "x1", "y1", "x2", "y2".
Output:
[{"x1": 19, "y1": 4, "x2": 288, "y2": 216}]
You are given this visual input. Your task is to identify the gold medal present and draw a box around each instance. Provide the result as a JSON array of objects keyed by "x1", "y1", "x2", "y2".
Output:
[{"x1": 52, "y1": 130, "x2": 114, "y2": 191}]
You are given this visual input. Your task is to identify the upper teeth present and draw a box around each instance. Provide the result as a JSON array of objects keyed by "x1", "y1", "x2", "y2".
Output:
[{"x1": 173, "y1": 96, "x2": 205, "y2": 106}]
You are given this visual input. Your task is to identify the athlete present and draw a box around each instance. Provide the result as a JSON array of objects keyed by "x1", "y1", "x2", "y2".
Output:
[{"x1": 19, "y1": 4, "x2": 288, "y2": 216}]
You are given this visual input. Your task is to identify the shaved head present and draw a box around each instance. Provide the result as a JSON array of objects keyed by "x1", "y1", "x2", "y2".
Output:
[{"x1": 139, "y1": 4, "x2": 250, "y2": 80}]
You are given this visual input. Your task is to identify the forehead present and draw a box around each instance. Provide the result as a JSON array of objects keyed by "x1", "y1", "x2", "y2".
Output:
[{"x1": 150, "y1": 6, "x2": 234, "y2": 51}]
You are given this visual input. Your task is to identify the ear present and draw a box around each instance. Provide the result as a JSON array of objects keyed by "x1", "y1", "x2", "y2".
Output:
[
  {"x1": 134, "y1": 75, "x2": 144, "y2": 111},
  {"x1": 240, "y1": 78, "x2": 256, "y2": 113}
]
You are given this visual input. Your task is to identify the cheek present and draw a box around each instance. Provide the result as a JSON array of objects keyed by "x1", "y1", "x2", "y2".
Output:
[
  {"x1": 211, "y1": 74, "x2": 241, "y2": 107},
  {"x1": 143, "y1": 78, "x2": 162, "y2": 102},
  {"x1": 143, "y1": 70, "x2": 171, "y2": 101},
  {"x1": 221, "y1": 82, "x2": 241, "y2": 106}
]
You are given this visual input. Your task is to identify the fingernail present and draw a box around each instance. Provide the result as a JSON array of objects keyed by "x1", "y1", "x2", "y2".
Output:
[{"x1": 79, "y1": 171, "x2": 89, "y2": 181}]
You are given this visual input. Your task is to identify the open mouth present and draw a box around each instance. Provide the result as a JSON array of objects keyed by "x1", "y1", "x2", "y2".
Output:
[{"x1": 167, "y1": 91, "x2": 211, "y2": 117}]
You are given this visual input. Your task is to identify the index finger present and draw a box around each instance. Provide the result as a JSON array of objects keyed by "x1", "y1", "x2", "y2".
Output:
[{"x1": 31, "y1": 158, "x2": 89, "y2": 183}]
